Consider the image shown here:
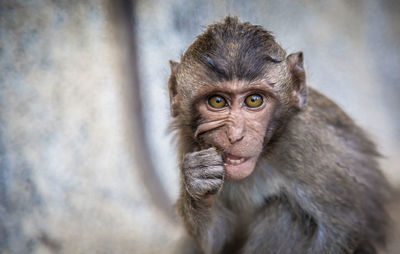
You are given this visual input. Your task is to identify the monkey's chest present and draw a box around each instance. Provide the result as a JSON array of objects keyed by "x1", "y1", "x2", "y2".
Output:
[{"x1": 221, "y1": 198, "x2": 315, "y2": 254}]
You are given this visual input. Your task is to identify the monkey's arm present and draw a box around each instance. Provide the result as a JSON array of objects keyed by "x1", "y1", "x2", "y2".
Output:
[{"x1": 176, "y1": 147, "x2": 227, "y2": 253}]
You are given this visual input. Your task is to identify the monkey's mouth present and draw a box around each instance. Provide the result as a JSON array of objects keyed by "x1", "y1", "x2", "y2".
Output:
[{"x1": 223, "y1": 153, "x2": 248, "y2": 166}]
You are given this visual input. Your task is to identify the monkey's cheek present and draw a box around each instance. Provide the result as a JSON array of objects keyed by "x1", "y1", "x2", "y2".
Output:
[{"x1": 224, "y1": 158, "x2": 257, "y2": 181}]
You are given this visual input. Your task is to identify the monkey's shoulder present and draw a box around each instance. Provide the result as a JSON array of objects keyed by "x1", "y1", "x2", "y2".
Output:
[
  {"x1": 274, "y1": 87, "x2": 385, "y2": 189},
  {"x1": 295, "y1": 87, "x2": 379, "y2": 156},
  {"x1": 303, "y1": 87, "x2": 354, "y2": 127}
]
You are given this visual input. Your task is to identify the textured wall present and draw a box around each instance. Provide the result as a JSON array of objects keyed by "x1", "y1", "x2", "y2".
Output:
[{"x1": 0, "y1": 1, "x2": 183, "y2": 253}]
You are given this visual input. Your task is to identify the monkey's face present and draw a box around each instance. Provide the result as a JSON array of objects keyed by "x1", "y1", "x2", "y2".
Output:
[{"x1": 194, "y1": 80, "x2": 277, "y2": 180}]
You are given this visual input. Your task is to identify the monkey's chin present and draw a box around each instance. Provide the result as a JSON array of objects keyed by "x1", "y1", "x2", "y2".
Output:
[{"x1": 224, "y1": 156, "x2": 257, "y2": 181}]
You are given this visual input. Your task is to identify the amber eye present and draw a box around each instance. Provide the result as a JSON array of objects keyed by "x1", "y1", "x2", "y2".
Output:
[
  {"x1": 208, "y1": 95, "x2": 227, "y2": 108},
  {"x1": 245, "y1": 94, "x2": 263, "y2": 108}
]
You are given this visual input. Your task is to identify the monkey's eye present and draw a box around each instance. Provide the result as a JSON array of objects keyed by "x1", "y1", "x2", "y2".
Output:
[
  {"x1": 208, "y1": 95, "x2": 227, "y2": 109},
  {"x1": 245, "y1": 94, "x2": 263, "y2": 108}
]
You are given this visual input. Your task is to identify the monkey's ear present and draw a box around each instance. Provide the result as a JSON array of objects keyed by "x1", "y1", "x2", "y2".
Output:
[
  {"x1": 287, "y1": 52, "x2": 307, "y2": 110},
  {"x1": 169, "y1": 60, "x2": 179, "y2": 75},
  {"x1": 168, "y1": 60, "x2": 180, "y2": 117}
]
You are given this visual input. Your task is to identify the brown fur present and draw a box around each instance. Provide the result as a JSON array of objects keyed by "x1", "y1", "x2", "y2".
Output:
[{"x1": 169, "y1": 17, "x2": 391, "y2": 254}]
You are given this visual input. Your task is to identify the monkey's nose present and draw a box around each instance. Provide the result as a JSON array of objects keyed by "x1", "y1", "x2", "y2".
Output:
[
  {"x1": 226, "y1": 123, "x2": 245, "y2": 144},
  {"x1": 228, "y1": 134, "x2": 244, "y2": 144}
]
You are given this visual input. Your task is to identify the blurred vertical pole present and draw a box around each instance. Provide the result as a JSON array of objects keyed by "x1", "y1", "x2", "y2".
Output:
[{"x1": 110, "y1": 0, "x2": 176, "y2": 221}]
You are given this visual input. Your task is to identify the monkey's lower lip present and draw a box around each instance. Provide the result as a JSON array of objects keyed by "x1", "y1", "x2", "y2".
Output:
[{"x1": 223, "y1": 153, "x2": 248, "y2": 166}]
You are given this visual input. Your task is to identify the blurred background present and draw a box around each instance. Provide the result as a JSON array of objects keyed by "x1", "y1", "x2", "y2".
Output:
[{"x1": 0, "y1": 0, "x2": 399, "y2": 253}]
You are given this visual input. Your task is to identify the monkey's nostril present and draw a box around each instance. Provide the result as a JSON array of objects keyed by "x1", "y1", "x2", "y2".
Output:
[
  {"x1": 226, "y1": 124, "x2": 245, "y2": 144},
  {"x1": 228, "y1": 134, "x2": 244, "y2": 144}
]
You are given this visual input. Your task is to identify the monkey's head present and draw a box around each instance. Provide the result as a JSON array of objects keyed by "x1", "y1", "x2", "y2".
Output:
[{"x1": 169, "y1": 17, "x2": 306, "y2": 180}]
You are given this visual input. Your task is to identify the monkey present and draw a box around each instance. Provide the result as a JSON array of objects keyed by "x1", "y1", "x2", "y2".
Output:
[{"x1": 168, "y1": 17, "x2": 391, "y2": 254}]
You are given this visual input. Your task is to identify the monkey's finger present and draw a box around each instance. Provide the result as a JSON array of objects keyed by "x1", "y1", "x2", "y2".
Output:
[
  {"x1": 184, "y1": 152, "x2": 223, "y2": 168},
  {"x1": 197, "y1": 179, "x2": 224, "y2": 194},
  {"x1": 186, "y1": 178, "x2": 223, "y2": 198},
  {"x1": 188, "y1": 165, "x2": 224, "y2": 180},
  {"x1": 202, "y1": 178, "x2": 224, "y2": 195},
  {"x1": 193, "y1": 147, "x2": 223, "y2": 158},
  {"x1": 194, "y1": 147, "x2": 218, "y2": 156}
]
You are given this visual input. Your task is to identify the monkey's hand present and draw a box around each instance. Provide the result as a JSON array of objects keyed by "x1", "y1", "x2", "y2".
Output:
[{"x1": 182, "y1": 147, "x2": 224, "y2": 202}]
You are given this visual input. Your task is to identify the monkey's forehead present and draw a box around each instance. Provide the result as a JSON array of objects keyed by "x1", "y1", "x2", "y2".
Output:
[
  {"x1": 178, "y1": 35, "x2": 286, "y2": 85},
  {"x1": 176, "y1": 51, "x2": 285, "y2": 89},
  {"x1": 177, "y1": 51, "x2": 285, "y2": 90}
]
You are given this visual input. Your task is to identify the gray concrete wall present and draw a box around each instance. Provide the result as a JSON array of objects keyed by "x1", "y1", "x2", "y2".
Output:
[
  {"x1": 0, "y1": 0, "x2": 399, "y2": 253},
  {"x1": 0, "y1": 1, "x2": 183, "y2": 253}
]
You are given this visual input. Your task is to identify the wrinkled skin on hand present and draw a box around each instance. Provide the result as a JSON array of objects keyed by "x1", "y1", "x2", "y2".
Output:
[{"x1": 182, "y1": 147, "x2": 224, "y2": 202}]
